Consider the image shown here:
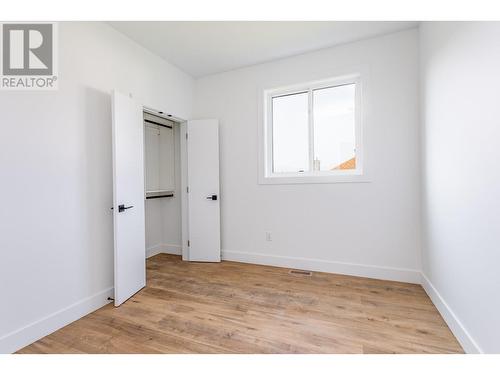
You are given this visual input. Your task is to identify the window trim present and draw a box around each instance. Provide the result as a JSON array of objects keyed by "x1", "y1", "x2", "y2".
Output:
[{"x1": 260, "y1": 73, "x2": 366, "y2": 185}]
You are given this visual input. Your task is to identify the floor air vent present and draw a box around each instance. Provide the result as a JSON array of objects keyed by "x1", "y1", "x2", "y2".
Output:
[{"x1": 289, "y1": 269, "x2": 312, "y2": 276}]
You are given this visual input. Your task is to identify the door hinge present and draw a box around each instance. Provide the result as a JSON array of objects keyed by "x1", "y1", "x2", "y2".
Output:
[
  {"x1": 186, "y1": 186, "x2": 189, "y2": 193},
  {"x1": 187, "y1": 240, "x2": 190, "y2": 247},
  {"x1": 185, "y1": 133, "x2": 188, "y2": 140}
]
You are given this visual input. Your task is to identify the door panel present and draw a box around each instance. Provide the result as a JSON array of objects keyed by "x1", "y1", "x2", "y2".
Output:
[
  {"x1": 111, "y1": 90, "x2": 146, "y2": 306},
  {"x1": 187, "y1": 120, "x2": 221, "y2": 262}
]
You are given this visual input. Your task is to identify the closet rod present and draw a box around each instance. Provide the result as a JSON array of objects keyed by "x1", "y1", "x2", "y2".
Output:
[
  {"x1": 144, "y1": 119, "x2": 172, "y2": 129},
  {"x1": 146, "y1": 193, "x2": 174, "y2": 199}
]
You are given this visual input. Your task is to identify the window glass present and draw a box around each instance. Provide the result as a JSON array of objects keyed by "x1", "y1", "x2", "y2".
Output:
[
  {"x1": 313, "y1": 84, "x2": 356, "y2": 171},
  {"x1": 272, "y1": 92, "x2": 309, "y2": 173}
]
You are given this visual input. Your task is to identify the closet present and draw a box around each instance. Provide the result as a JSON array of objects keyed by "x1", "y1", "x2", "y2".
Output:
[
  {"x1": 143, "y1": 111, "x2": 182, "y2": 259},
  {"x1": 144, "y1": 112, "x2": 175, "y2": 199},
  {"x1": 111, "y1": 90, "x2": 221, "y2": 306}
]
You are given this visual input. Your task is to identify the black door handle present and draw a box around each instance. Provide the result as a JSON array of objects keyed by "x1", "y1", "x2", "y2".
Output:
[
  {"x1": 206, "y1": 195, "x2": 218, "y2": 201},
  {"x1": 118, "y1": 204, "x2": 134, "y2": 212}
]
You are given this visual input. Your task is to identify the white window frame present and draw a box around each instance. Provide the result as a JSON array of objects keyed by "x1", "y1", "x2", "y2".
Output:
[{"x1": 259, "y1": 73, "x2": 366, "y2": 184}]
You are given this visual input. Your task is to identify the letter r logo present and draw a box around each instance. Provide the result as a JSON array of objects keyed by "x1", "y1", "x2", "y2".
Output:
[{"x1": 2, "y1": 24, "x2": 53, "y2": 75}]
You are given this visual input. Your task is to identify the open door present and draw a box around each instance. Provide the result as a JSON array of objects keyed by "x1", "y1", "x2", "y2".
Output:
[
  {"x1": 111, "y1": 90, "x2": 146, "y2": 306},
  {"x1": 186, "y1": 119, "x2": 221, "y2": 262}
]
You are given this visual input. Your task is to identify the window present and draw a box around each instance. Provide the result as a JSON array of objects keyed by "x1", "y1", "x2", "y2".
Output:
[{"x1": 261, "y1": 74, "x2": 363, "y2": 184}]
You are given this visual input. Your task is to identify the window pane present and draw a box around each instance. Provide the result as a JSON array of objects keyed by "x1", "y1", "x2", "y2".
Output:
[
  {"x1": 313, "y1": 84, "x2": 356, "y2": 171},
  {"x1": 272, "y1": 92, "x2": 309, "y2": 173}
]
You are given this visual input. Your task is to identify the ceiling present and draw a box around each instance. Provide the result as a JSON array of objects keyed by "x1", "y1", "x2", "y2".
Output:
[{"x1": 108, "y1": 21, "x2": 418, "y2": 78}]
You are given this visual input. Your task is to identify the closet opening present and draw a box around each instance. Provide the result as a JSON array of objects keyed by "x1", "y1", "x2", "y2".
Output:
[{"x1": 143, "y1": 109, "x2": 183, "y2": 259}]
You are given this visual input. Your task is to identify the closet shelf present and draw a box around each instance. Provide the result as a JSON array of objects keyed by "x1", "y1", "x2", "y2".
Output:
[{"x1": 146, "y1": 190, "x2": 174, "y2": 199}]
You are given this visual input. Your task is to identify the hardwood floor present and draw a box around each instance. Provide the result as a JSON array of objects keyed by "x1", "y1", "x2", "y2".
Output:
[{"x1": 18, "y1": 254, "x2": 463, "y2": 354}]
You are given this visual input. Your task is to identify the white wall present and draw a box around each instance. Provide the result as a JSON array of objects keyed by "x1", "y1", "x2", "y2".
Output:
[
  {"x1": 420, "y1": 22, "x2": 500, "y2": 354},
  {"x1": 0, "y1": 22, "x2": 194, "y2": 353},
  {"x1": 194, "y1": 29, "x2": 421, "y2": 282},
  {"x1": 160, "y1": 125, "x2": 183, "y2": 252}
]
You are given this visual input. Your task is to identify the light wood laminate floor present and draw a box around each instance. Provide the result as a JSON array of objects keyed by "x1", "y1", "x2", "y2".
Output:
[{"x1": 18, "y1": 254, "x2": 463, "y2": 354}]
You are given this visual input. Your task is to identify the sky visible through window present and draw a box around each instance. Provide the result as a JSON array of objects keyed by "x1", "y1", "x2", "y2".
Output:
[
  {"x1": 271, "y1": 84, "x2": 355, "y2": 173},
  {"x1": 272, "y1": 92, "x2": 309, "y2": 173},
  {"x1": 313, "y1": 84, "x2": 355, "y2": 171}
]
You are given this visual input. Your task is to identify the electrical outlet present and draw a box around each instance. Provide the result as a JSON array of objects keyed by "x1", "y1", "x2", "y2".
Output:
[{"x1": 265, "y1": 231, "x2": 272, "y2": 241}]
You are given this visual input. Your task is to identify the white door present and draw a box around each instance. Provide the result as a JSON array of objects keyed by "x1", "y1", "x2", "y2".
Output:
[
  {"x1": 111, "y1": 90, "x2": 146, "y2": 306},
  {"x1": 186, "y1": 120, "x2": 221, "y2": 262}
]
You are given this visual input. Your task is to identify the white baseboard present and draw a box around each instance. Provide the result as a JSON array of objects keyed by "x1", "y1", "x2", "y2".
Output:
[
  {"x1": 146, "y1": 243, "x2": 182, "y2": 258},
  {"x1": 421, "y1": 274, "x2": 482, "y2": 354},
  {"x1": 0, "y1": 287, "x2": 113, "y2": 354},
  {"x1": 146, "y1": 244, "x2": 165, "y2": 258},
  {"x1": 222, "y1": 250, "x2": 421, "y2": 284},
  {"x1": 163, "y1": 244, "x2": 182, "y2": 255}
]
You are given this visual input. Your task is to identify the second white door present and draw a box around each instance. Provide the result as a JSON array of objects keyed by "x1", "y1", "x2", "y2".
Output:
[{"x1": 186, "y1": 119, "x2": 221, "y2": 262}]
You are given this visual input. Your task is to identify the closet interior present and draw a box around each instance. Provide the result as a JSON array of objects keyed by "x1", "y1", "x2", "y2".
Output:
[{"x1": 143, "y1": 111, "x2": 182, "y2": 257}]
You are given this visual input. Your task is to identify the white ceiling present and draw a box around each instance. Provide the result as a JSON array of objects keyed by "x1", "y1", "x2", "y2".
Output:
[{"x1": 108, "y1": 21, "x2": 418, "y2": 78}]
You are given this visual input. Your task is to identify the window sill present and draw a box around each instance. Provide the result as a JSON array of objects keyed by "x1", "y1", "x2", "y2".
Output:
[{"x1": 258, "y1": 173, "x2": 371, "y2": 185}]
